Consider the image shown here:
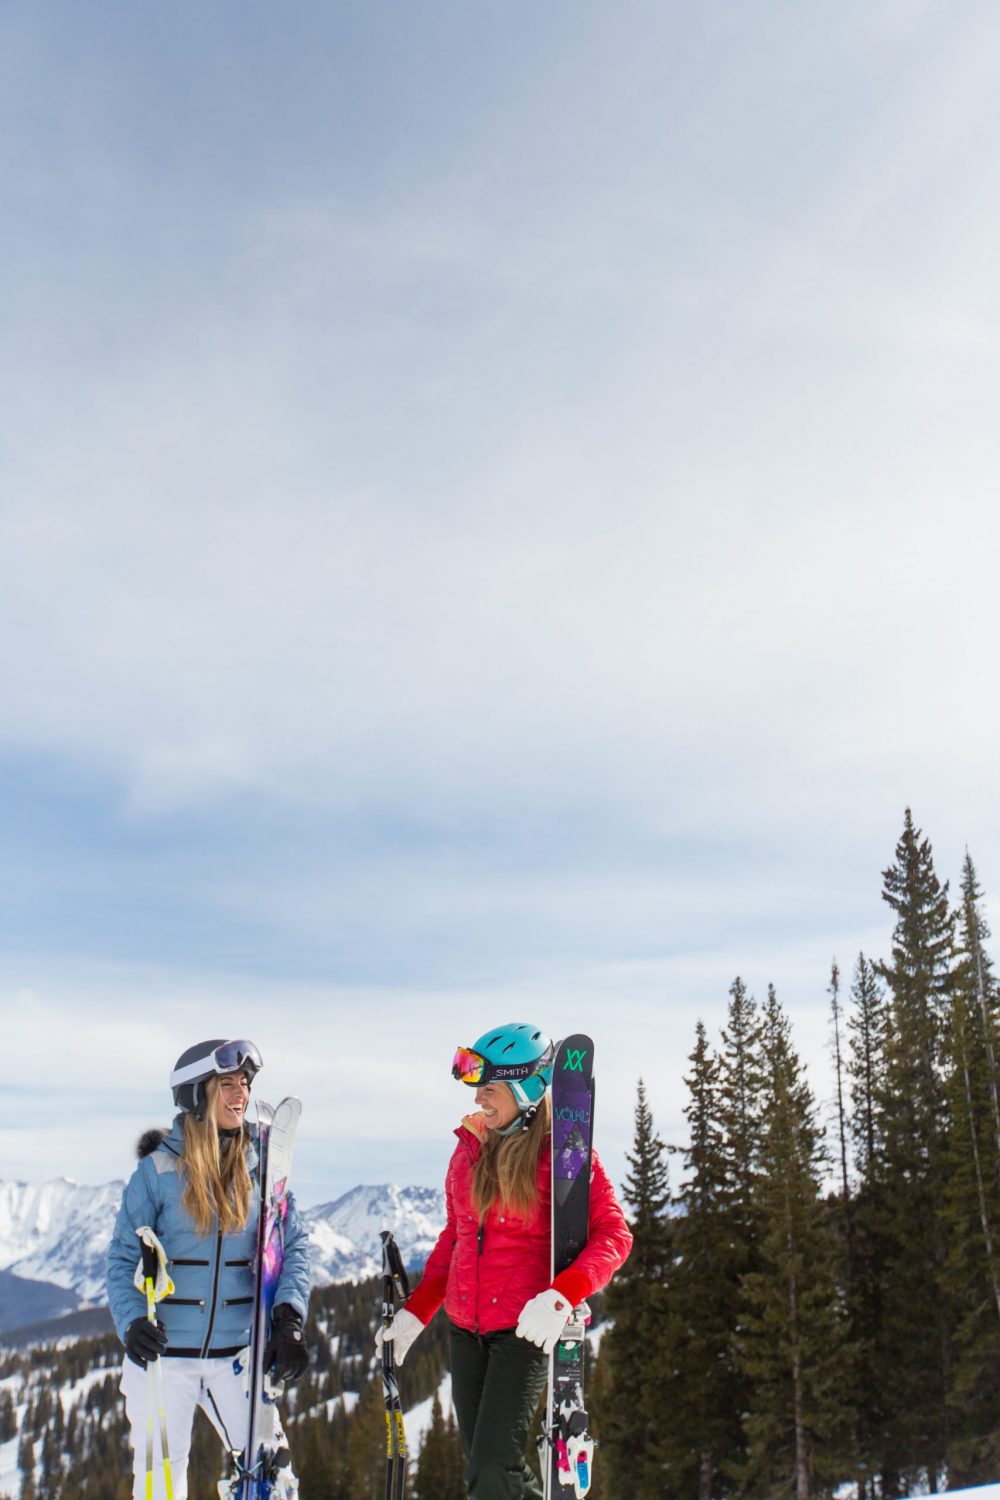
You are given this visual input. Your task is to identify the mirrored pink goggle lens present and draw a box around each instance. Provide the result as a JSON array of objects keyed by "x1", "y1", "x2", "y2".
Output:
[{"x1": 452, "y1": 1047, "x2": 485, "y2": 1084}]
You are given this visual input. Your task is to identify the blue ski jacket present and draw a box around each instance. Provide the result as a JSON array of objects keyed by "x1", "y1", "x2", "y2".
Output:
[{"x1": 106, "y1": 1116, "x2": 311, "y2": 1356}]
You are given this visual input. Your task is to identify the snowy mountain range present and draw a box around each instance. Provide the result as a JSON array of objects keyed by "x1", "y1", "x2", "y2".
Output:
[{"x1": 0, "y1": 1177, "x2": 445, "y2": 1335}]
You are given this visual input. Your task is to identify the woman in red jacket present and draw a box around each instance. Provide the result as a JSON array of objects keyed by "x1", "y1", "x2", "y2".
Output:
[{"x1": 376, "y1": 1022, "x2": 632, "y2": 1500}]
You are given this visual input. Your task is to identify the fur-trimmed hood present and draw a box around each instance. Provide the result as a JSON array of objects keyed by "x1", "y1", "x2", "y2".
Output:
[{"x1": 137, "y1": 1127, "x2": 170, "y2": 1160}]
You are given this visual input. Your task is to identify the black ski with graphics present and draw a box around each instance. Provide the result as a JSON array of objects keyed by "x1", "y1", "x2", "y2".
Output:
[{"x1": 543, "y1": 1034, "x2": 595, "y2": 1499}]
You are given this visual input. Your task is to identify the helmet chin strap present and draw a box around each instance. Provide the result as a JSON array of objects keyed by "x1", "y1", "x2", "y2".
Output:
[{"x1": 497, "y1": 1100, "x2": 540, "y2": 1136}]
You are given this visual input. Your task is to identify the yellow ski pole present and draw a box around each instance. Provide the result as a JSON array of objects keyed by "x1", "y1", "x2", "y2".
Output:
[{"x1": 140, "y1": 1233, "x2": 175, "y2": 1500}]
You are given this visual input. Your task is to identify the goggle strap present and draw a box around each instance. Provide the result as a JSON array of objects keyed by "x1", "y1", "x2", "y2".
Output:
[
  {"x1": 170, "y1": 1043, "x2": 260, "y2": 1089},
  {"x1": 170, "y1": 1056, "x2": 219, "y2": 1087}
]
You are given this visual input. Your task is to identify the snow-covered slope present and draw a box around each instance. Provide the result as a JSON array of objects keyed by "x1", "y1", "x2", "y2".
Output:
[{"x1": 0, "y1": 1178, "x2": 445, "y2": 1310}]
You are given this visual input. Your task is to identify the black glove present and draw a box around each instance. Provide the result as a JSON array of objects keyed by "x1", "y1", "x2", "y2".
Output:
[
  {"x1": 125, "y1": 1315, "x2": 169, "y2": 1368},
  {"x1": 264, "y1": 1304, "x2": 310, "y2": 1383}
]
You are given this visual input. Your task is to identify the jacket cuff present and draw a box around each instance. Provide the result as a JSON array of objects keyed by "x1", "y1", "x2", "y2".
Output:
[
  {"x1": 401, "y1": 1284, "x2": 439, "y2": 1326},
  {"x1": 551, "y1": 1268, "x2": 592, "y2": 1308}
]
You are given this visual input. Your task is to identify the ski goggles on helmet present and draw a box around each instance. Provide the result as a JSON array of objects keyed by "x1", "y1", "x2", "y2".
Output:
[
  {"x1": 451, "y1": 1041, "x2": 554, "y2": 1087},
  {"x1": 170, "y1": 1039, "x2": 263, "y2": 1090},
  {"x1": 452, "y1": 1047, "x2": 489, "y2": 1085}
]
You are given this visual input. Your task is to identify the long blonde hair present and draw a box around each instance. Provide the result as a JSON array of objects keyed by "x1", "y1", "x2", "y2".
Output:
[
  {"x1": 180, "y1": 1077, "x2": 254, "y2": 1236},
  {"x1": 471, "y1": 1090, "x2": 551, "y2": 1218}
]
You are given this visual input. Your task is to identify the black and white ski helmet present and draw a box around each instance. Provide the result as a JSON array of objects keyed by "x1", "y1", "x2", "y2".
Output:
[{"x1": 170, "y1": 1038, "x2": 262, "y2": 1114}]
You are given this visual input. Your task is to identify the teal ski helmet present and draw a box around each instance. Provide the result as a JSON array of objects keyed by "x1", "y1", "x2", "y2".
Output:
[{"x1": 452, "y1": 1022, "x2": 554, "y2": 1112}]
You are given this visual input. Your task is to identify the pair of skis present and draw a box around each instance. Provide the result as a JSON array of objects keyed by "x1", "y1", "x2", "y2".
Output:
[
  {"x1": 542, "y1": 1033, "x2": 596, "y2": 1500},
  {"x1": 223, "y1": 1096, "x2": 302, "y2": 1500},
  {"x1": 380, "y1": 1230, "x2": 411, "y2": 1500}
]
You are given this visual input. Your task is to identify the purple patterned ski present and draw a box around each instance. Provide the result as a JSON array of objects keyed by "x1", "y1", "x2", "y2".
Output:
[{"x1": 544, "y1": 1035, "x2": 595, "y2": 1499}]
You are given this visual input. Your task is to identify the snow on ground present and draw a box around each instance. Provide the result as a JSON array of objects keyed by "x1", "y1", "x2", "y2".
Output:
[
  {"x1": 0, "y1": 1363, "x2": 121, "y2": 1500},
  {"x1": 0, "y1": 1434, "x2": 19, "y2": 1500},
  {"x1": 403, "y1": 1371, "x2": 453, "y2": 1465},
  {"x1": 323, "y1": 1389, "x2": 360, "y2": 1420},
  {"x1": 834, "y1": 1487, "x2": 1000, "y2": 1500},
  {"x1": 58, "y1": 1365, "x2": 118, "y2": 1414},
  {"x1": 587, "y1": 1321, "x2": 608, "y2": 1356}
]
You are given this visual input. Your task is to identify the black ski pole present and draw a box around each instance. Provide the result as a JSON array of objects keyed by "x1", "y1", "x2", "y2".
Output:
[{"x1": 380, "y1": 1230, "x2": 410, "y2": 1500}]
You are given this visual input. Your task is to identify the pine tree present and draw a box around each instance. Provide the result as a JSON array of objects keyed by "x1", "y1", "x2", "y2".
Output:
[
  {"x1": 19, "y1": 1433, "x2": 36, "y2": 1500},
  {"x1": 594, "y1": 1079, "x2": 673, "y2": 1500},
  {"x1": 344, "y1": 1374, "x2": 390, "y2": 1500},
  {"x1": 0, "y1": 1387, "x2": 16, "y2": 1441},
  {"x1": 942, "y1": 852, "x2": 1000, "y2": 1483},
  {"x1": 874, "y1": 810, "x2": 954, "y2": 1493},
  {"x1": 845, "y1": 952, "x2": 890, "y2": 1500},
  {"x1": 846, "y1": 954, "x2": 888, "y2": 1184},
  {"x1": 714, "y1": 975, "x2": 768, "y2": 1489},
  {"x1": 659, "y1": 1020, "x2": 744, "y2": 1500},
  {"x1": 960, "y1": 851, "x2": 1000, "y2": 1180},
  {"x1": 411, "y1": 1391, "x2": 465, "y2": 1500},
  {"x1": 719, "y1": 977, "x2": 766, "y2": 1216},
  {"x1": 737, "y1": 986, "x2": 854, "y2": 1500},
  {"x1": 829, "y1": 962, "x2": 851, "y2": 1238}
]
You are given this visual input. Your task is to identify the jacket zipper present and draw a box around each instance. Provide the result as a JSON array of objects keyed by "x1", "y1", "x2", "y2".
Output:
[
  {"x1": 199, "y1": 1227, "x2": 224, "y2": 1357},
  {"x1": 476, "y1": 1221, "x2": 485, "y2": 1334}
]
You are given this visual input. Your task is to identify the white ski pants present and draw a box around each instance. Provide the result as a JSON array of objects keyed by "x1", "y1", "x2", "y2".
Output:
[{"x1": 120, "y1": 1352, "x2": 250, "y2": 1500}]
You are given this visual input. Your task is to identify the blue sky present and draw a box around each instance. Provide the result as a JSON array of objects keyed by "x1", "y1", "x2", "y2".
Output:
[{"x1": 2, "y1": 1, "x2": 999, "y2": 1207}]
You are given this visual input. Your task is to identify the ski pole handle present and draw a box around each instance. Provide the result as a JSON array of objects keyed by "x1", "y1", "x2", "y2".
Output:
[
  {"x1": 141, "y1": 1240, "x2": 159, "y2": 1322},
  {"x1": 381, "y1": 1230, "x2": 411, "y2": 1303}
]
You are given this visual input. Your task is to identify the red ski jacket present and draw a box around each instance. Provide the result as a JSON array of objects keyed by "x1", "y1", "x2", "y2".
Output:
[{"x1": 405, "y1": 1114, "x2": 633, "y2": 1335}]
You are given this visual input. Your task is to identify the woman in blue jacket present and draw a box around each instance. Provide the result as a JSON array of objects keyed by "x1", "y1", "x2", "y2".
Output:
[{"x1": 107, "y1": 1038, "x2": 312, "y2": 1500}]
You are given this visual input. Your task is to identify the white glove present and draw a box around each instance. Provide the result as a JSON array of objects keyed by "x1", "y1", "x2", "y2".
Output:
[
  {"x1": 515, "y1": 1288, "x2": 572, "y2": 1354},
  {"x1": 375, "y1": 1307, "x2": 424, "y2": 1367}
]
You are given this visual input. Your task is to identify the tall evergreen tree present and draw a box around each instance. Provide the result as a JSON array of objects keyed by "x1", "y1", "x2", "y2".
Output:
[
  {"x1": 875, "y1": 809, "x2": 954, "y2": 1493},
  {"x1": 0, "y1": 1388, "x2": 16, "y2": 1442},
  {"x1": 411, "y1": 1391, "x2": 466, "y2": 1500},
  {"x1": 845, "y1": 952, "x2": 889, "y2": 1500},
  {"x1": 829, "y1": 961, "x2": 851, "y2": 1227},
  {"x1": 710, "y1": 976, "x2": 768, "y2": 1491},
  {"x1": 942, "y1": 852, "x2": 1000, "y2": 1483},
  {"x1": 846, "y1": 954, "x2": 888, "y2": 1184},
  {"x1": 594, "y1": 1079, "x2": 673, "y2": 1500},
  {"x1": 736, "y1": 986, "x2": 853, "y2": 1500},
  {"x1": 960, "y1": 851, "x2": 1000, "y2": 1179},
  {"x1": 719, "y1": 976, "x2": 766, "y2": 1216},
  {"x1": 660, "y1": 1020, "x2": 745, "y2": 1500}
]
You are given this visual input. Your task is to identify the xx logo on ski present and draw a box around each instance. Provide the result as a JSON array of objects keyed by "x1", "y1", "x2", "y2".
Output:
[{"x1": 562, "y1": 1049, "x2": 587, "y2": 1072}]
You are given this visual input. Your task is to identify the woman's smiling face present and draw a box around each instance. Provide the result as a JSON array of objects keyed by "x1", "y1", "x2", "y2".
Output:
[
  {"x1": 214, "y1": 1072, "x2": 250, "y2": 1128},
  {"x1": 474, "y1": 1081, "x2": 520, "y2": 1132}
]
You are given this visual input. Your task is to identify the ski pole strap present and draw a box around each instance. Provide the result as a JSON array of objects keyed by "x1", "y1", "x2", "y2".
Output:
[{"x1": 134, "y1": 1226, "x2": 175, "y2": 1304}]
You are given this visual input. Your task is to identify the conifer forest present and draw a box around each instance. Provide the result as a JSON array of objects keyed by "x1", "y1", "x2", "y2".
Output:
[
  {"x1": 4, "y1": 808, "x2": 999, "y2": 1500},
  {"x1": 594, "y1": 809, "x2": 1000, "y2": 1500}
]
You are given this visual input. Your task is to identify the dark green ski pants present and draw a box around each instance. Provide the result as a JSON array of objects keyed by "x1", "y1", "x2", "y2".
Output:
[{"x1": 449, "y1": 1321, "x2": 548, "y2": 1500}]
